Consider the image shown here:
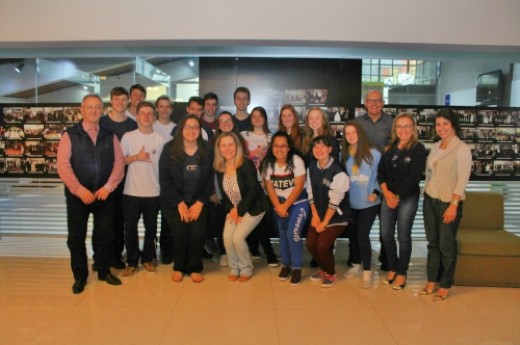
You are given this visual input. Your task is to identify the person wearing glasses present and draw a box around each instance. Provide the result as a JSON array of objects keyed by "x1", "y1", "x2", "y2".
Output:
[
  {"x1": 354, "y1": 89, "x2": 393, "y2": 272},
  {"x1": 378, "y1": 113, "x2": 427, "y2": 290},
  {"x1": 261, "y1": 131, "x2": 309, "y2": 286},
  {"x1": 159, "y1": 115, "x2": 214, "y2": 283}
]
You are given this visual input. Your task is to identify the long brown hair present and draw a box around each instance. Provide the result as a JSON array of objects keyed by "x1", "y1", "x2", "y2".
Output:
[
  {"x1": 341, "y1": 121, "x2": 374, "y2": 166},
  {"x1": 301, "y1": 107, "x2": 333, "y2": 155},
  {"x1": 278, "y1": 104, "x2": 303, "y2": 151},
  {"x1": 170, "y1": 114, "x2": 206, "y2": 162},
  {"x1": 247, "y1": 106, "x2": 270, "y2": 136}
]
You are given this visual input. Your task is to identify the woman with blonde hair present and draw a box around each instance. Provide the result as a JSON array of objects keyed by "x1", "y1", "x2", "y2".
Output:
[
  {"x1": 378, "y1": 113, "x2": 427, "y2": 290},
  {"x1": 214, "y1": 132, "x2": 270, "y2": 282}
]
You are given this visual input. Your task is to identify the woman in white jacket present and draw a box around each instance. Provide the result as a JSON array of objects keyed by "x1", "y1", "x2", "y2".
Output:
[{"x1": 422, "y1": 109, "x2": 472, "y2": 301}]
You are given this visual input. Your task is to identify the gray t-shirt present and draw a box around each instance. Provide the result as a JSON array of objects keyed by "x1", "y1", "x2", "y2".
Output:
[{"x1": 354, "y1": 112, "x2": 393, "y2": 152}]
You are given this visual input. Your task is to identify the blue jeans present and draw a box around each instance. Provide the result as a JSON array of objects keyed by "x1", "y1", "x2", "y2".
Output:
[
  {"x1": 423, "y1": 194, "x2": 463, "y2": 289},
  {"x1": 273, "y1": 199, "x2": 309, "y2": 269},
  {"x1": 223, "y1": 213, "x2": 264, "y2": 277},
  {"x1": 123, "y1": 195, "x2": 160, "y2": 266},
  {"x1": 380, "y1": 193, "x2": 419, "y2": 275}
]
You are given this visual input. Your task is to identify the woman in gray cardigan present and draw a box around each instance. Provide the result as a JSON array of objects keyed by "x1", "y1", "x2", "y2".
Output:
[{"x1": 422, "y1": 109, "x2": 472, "y2": 301}]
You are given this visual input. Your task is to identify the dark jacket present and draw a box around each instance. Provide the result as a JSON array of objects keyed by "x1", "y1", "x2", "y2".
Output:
[
  {"x1": 216, "y1": 157, "x2": 270, "y2": 217},
  {"x1": 378, "y1": 142, "x2": 427, "y2": 198},
  {"x1": 307, "y1": 157, "x2": 350, "y2": 225},
  {"x1": 159, "y1": 141, "x2": 214, "y2": 208},
  {"x1": 66, "y1": 121, "x2": 115, "y2": 193}
]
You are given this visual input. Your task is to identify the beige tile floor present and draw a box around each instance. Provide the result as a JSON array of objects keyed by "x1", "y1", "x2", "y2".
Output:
[{"x1": 1, "y1": 241, "x2": 519, "y2": 345}]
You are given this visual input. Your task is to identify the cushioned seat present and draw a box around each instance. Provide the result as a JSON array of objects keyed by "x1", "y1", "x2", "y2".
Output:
[
  {"x1": 454, "y1": 191, "x2": 520, "y2": 288},
  {"x1": 457, "y1": 229, "x2": 520, "y2": 257}
]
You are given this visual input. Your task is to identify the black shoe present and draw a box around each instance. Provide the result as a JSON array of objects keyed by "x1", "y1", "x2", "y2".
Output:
[
  {"x1": 202, "y1": 247, "x2": 213, "y2": 259},
  {"x1": 278, "y1": 266, "x2": 291, "y2": 281},
  {"x1": 111, "y1": 260, "x2": 126, "y2": 270},
  {"x1": 99, "y1": 272, "x2": 122, "y2": 286},
  {"x1": 309, "y1": 258, "x2": 319, "y2": 268},
  {"x1": 162, "y1": 257, "x2": 173, "y2": 265},
  {"x1": 250, "y1": 247, "x2": 262, "y2": 260},
  {"x1": 72, "y1": 280, "x2": 86, "y2": 294},
  {"x1": 290, "y1": 269, "x2": 302, "y2": 286},
  {"x1": 267, "y1": 254, "x2": 279, "y2": 267}
]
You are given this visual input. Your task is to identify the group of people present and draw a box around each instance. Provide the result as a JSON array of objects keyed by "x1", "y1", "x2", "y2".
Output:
[{"x1": 57, "y1": 87, "x2": 471, "y2": 302}]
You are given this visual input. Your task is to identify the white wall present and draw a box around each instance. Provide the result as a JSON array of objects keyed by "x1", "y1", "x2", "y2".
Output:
[
  {"x1": 1, "y1": 0, "x2": 520, "y2": 48},
  {"x1": 437, "y1": 61, "x2": 512, "y2": 106}
]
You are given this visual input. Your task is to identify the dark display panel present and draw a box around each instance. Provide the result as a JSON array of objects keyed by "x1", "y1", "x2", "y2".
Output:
[
  {"x1": 1, "y1": 102, "x2": 519, "y2": 180},
  {"x1": 199, "y1": 57, "x2": 362, "y2": 132},
  {"x1": 476, "y1": 70, "x2": 503, "y2": 105}
]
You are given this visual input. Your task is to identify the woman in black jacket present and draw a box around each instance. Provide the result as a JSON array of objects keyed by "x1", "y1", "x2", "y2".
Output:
[
  {"x1": 214, "y1": 132, "x2": 270, "y2": 282},
  {"x1": 378, "y1": 113, "x2": 427, "y2": 290},
  {"x1": 159, "y1": 115, "x2": 214, "y2": 283}
]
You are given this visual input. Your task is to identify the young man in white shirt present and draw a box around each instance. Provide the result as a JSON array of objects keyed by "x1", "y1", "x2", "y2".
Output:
[
  {"x1": 153, "y1": 95, "x2": 176, "y2": 142},
  {"x1": 120, "y1": 101, "x2": 166, "y2": 278}
]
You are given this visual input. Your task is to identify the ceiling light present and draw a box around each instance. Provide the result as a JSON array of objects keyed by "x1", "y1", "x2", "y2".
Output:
[{"x1": 15, "y1": 62, "x2": 24, "y2": 73}]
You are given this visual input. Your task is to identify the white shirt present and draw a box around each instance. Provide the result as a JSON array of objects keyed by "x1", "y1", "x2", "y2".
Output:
[
  {"x1": 120, "y1": 129, "x2": 165, "y2": 197},
  {"x1": 153, "y1": 120, "x2": 176, "y2": 142},
  {"x1": 264, "y1": 155, "x2": 306, "y2": 200}
]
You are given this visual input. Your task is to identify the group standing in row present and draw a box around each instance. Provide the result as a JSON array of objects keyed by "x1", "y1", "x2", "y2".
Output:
[{"x1": 58, "y1": 88, "x2": 471, "y2": 301}]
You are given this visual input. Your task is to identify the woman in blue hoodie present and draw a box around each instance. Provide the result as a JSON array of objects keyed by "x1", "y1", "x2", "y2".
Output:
[{"x1": 341, "y1": 121, "x2": 381, "y2": 289}]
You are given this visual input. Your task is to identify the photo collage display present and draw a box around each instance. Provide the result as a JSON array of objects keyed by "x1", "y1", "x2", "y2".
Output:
[
  {"x1": 0, "y1": 106, "x2": 81, "y2": 176},
  {"x1": 1, "y1": 103, "x2": 519, "y2": 180},
  {"x1": 353, "y1": 106, "x2": 520, "y2": 180}
]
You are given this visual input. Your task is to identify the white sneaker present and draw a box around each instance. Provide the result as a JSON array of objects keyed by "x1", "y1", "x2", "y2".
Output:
[
  {"x1": 219, "y1": 254, "x2": 228, "y2": 267},
  {"x1": 342, "y1": 264, "x2": 361, "y2": 278},
  {"x1": 362, "y1": 270, "x2": 373, "y2": 289}
]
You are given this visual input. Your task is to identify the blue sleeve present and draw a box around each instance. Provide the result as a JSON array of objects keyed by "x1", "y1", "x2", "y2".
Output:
[{"x1": 369, "y1": 149, "x2": 381, "y2": 194}]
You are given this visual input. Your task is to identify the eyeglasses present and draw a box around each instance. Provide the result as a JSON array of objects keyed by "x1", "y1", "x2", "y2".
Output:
[
  {"x1": 84, "y1": 105, "x2": 102, "y2": 110},
  {"x1": 219, "y1": 119, "x2": 232, "y2": 124},
  {"x1": 184, "y1": 125, "x2": 200, "y2": 131},
  {"x1": 273, "y1": 144, "x2": 289, "y2": 149},
  {"x1": 396, "y1": 124, "x2": 413, "y2": 130},
  {"x1": 366, "y1": 99, "x2": 383, "y2": 104}
]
